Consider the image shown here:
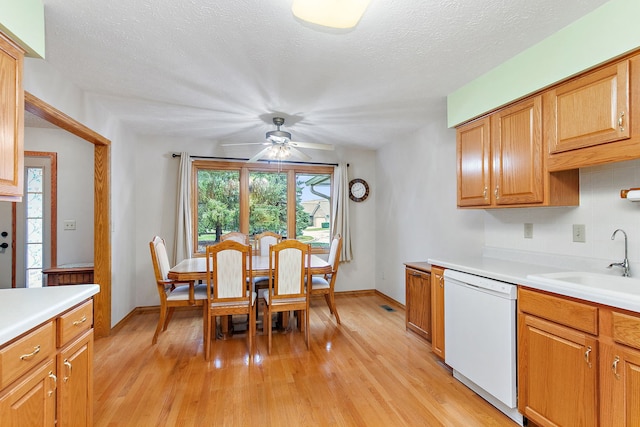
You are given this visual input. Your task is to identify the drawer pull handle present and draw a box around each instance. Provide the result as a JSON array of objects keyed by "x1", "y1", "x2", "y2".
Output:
[
  {"x1": 494, "y1": 186, "x2": 499, "y2": 200},
  {"x1": 483, "y1": 186, "x2": 487, "y2": 199},
  {"x1": 619, "y1": 111, "x2": 625, "y2": 132},
  {"x1": 48, "y1": 371, "x2": 57, "y2": 397},
  {"x1": 63, "y1": 359, "x2": 72, "y2": 382},
  {"x1": 612, "y1": 356, "x2": 621, "y2": 380},
  {"x1": 584, "y1": 346, "x2": 592, "y2": 368},
  {"x1": 73, "y1": 315, "x2": 87, "y2": 326},
  {"x1": 20, "y1": 345, "x2": 41, "y2": 360}
]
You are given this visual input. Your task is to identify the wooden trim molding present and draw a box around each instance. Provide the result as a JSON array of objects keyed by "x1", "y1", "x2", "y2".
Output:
[{"x1": 24, "y1": 92, "x2": 112, "y2": 338}]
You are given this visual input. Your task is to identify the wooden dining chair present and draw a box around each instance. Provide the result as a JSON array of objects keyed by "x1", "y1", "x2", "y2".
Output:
[
  {"x1": 309, "y1": 234, "x2": 343, "y2": 324},
  {"x1": 259, "y1": 240, "x2": 311, "y2": 354},
  {"x1": 220, "y1": 232, "x2": 249, "y2": 245},
  {"x1": 204, "y1": 240, "x2": 255, "y2": 360},
  {"x1": 149, "y1": 236, "x2": 207, "y2": 344},
  {"x1": 252, "y1": 231, "x2": 283, "y2": 291}
]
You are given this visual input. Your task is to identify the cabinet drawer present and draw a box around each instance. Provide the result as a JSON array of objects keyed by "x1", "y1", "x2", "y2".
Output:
[
  {"x1": 0, "y1": 321, "x2": 55, "y2": 390},
  {"x1": 57, "y1": 300, "x2": 93, "y2": 347},
  {"x1": 612, "y1": 311, "x2": 640, "y2": 350},
  {"x1": 518, "y1": 287, "x2": 598, "y2": 335}
]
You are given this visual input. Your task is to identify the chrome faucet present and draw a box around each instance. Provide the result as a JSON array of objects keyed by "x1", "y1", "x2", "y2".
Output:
[{"x1": 608, "y1": 229, "x2": 631, "y2": 277}]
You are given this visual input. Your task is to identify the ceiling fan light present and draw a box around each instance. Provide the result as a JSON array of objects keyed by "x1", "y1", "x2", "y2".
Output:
[{"x1": 292, "y1": 0, "x2": 371, "y2": 29}]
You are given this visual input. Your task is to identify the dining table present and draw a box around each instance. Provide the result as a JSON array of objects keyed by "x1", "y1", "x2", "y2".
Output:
[
  {"x1": 168, "y1": 254, "x2": 332, "y2": 336},
  {"x1": 167, "y1": 254, "x2": 332, "y2": 283}
]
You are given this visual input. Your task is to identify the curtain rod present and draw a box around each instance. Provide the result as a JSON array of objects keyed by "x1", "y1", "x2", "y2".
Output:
[{"x1": 171, "y1": 153, "x2": 344, "y2": 167}]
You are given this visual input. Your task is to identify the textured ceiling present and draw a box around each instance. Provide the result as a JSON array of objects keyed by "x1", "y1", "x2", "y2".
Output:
[{"x1": 38, "y1": 0, "x2": 609, "y2": 152}]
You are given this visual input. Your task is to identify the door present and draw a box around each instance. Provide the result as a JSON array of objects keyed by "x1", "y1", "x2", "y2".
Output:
[
  {"x1": 492, "y1": 96, "x2": 544, "y2": 205},
  {"x1": 519, "y1": 313, "x2": 598, "y2": 426},
  {"x1": 0, "y1": 153, "x2": 55, "y2": 288},
  {"x1": 457, "y1": 117, "x2": 491, "y2": 207}
]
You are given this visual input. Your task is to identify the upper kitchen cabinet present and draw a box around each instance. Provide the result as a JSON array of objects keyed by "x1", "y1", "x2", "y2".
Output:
[
  {"x1": 457, "y1": 116, "x2": 491, "y2": 207},
  {"x1": 0, "y1": 31, "x2": 24, "y2": 202},
  {"x1": 547, "y1": 53, "x2": 640, "y2": 171},
  {"x1": 457, "y1": 96, "x2": 579, "y2": 208}
]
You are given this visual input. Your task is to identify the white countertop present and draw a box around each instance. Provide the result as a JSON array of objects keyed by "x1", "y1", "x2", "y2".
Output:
[
  {"x1": 428, "y1": 255, "x2": 640, "y2": 313},
  {"x1": 0, "y1": 285, "x2": 100, "y2": 345}
]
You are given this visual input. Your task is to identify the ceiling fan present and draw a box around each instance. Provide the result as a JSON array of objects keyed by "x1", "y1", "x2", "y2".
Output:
[{"x1": 222, "y1": 117, "x2": 334, "y2": 163}]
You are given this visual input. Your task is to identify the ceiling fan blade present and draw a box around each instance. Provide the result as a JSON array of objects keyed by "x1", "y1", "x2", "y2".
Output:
[
  {"x1": 247, "y1": 146, "x2": 272, "y2": 163},
  {"x1": 289, "y1": 141, "x2": 335, "y2": 151},
  {"x1": 221, "y1": 142, "x2": 268, "y2": 147},
  {"x1": 288, "y1": 146, "x2": 312, "y2": 161}
]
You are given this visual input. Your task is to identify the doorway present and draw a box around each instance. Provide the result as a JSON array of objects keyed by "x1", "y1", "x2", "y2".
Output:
[{"x1": 25, "y1": 92, "x2": 112, "y2": 338}]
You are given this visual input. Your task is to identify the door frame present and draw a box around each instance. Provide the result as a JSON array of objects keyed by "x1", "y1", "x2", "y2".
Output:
[
  {"x1": 25, "y1": 91, "x2": 112, "y2": 338},
  {"x1": 11, "y1": 151, "x2": 57, "y2": 287}
]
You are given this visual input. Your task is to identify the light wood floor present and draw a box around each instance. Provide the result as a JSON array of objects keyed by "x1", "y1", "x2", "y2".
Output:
[{"x1": 93, "y1": 294, "x2": 519, "y2": 426}]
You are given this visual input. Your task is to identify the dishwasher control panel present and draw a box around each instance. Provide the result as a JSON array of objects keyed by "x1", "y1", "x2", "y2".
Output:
[{"x1": 444, "y1": 269, "x2": 517, "y2": 298}]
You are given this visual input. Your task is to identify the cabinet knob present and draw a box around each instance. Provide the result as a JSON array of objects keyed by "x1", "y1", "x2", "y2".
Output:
[
  {"x1": 584, "y1": 346, "x2": 592, "y2": 368},
  {"x1": 619, "y1": 111, "x2": 625, "y2": 132},
  {"x1": 612, "y1": 355, "x2": 621, "y2": 380}
]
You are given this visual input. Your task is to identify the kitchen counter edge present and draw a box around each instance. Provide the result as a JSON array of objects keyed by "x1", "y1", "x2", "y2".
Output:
[
  {"x1": 427, "y1": 257, "x2": 640, "y2": 313},
  {"x1": 0, "y1": 284, "x2": 100, "y2": 345}
]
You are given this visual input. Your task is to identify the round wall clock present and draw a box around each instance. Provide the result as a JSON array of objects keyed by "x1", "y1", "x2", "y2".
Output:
[{"x1": 349, "y1": 178, "x2": 369, "y2": 202}]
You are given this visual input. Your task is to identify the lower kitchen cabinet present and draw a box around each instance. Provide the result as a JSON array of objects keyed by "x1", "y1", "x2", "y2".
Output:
[
  {"x1": 405, "y1": 263, "x2": 431, "y2": 341},
  {"x1": 0, "y1": 298, "x2": 94, "y2": 426},
  {"x1": 431, "y1": 266, "x2": 445, "y2": 360},
  {"x1": 519, "y1": 309, "x2": 598, "y2": 426},
  {"x1": 0, "y1": 358, "x2": 56, "y2": 426},
  {"x1": 519, "y1": 287, "x2": 640, "y2": 427},
  {"x1": 57, "y1": 329, "x2": 93, "y2": 427}
]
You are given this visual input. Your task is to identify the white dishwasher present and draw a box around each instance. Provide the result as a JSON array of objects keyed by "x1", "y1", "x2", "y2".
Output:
[{"x1": 444, "y1": 269, "x2": 523, "y2": 425}]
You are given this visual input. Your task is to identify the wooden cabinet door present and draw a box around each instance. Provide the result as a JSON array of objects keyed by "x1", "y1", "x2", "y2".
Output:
[
  {"x1": 457, "y1": 117, "x2": 491, "y2": 207},
  {"x1": 430, "y1": 267, "x2": 445, "y2": 359},
  {"x1": 0, "y1": 32, "x2": 24, "y2": 201},
  {"x1": 491, "y1": 96, "x2": 544, "y2": 205},
  {"x1": 405, "y1": 268, "x2": 431, "y2": 340},
  {"x1": 519, "y1": 313, "x2": 598, "y2": 427},
  {"x1": 57, "y1": 330, "x2": 93, "y2": 427},
  {"x1": 547, "y1": 60, "x2": 630, "y2": 154},
  {"x1": 0, "y1": 358, "x2": 56, "y2": 427}
]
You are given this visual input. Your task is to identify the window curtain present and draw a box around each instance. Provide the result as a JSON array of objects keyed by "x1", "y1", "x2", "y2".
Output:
[
  {"x1": 331, "y1": 162, "x2": 352, "y2": 262},
  {"x1": 173, "y1": 152, "x2": 193, "y2": 264}
]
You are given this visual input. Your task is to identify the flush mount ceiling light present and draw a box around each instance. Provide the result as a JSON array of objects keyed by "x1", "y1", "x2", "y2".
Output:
[{"x1": 292, "y1": 0, "x2": 371, "y2": 29}]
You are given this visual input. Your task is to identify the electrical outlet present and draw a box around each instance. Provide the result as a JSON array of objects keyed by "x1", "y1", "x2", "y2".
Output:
[
  {"x1": 573, "y1": 224, "x2": 586, "y2": 243},
  {"x1": 524, "y1": 223, "x2": 533, "y2": 239},
  {"x1": 63, "y1": 220, "x2": 76, "y2": 231}
]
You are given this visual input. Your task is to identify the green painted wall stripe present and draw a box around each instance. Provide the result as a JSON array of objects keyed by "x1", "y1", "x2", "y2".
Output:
[
  {"x1": 447, "y1": 0, "x2": 640, "y2": 128},
  {"x1": 0, "y1": 0, "x2": 45, "y2": 58}
]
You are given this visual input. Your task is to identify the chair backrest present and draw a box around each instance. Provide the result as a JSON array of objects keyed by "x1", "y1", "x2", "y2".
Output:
[
  {"x1": 206, "y1": 240, "x2": 252, "y2": 302},
  {"x1": 269, "y1": 240, "x2": 311, "y2": 298},
  {"x1": 327, "y1": 234, "x2": 343, "y2": 274},
  {"x1": 149, "y1": 236, "x2": 171, "y2": 283},
  {"x1": 255, "y1": 231, "x2": 282, "y2": 257},
  {"x1": 220, "y1": 232, "x2": 249, "y2": 245}
]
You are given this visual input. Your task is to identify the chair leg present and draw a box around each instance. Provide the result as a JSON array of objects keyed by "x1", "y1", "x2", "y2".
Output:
[
  {"x1": 304, "y1": 308, "x2": 310, "y2": 350},
  {"x1": 152, "y1": 303, "x2": 167, "y2": 345},
  {"x1": 329, "y1": 292, "x2": 341, "y2": 325},
  {"x1": 265, "y1": 304, "x2": 272, "y2": 355},
  {"x1": 249, "y1": 305, "x2": 255, "y2": 355},
  {"x1": 324, "y1": 293, "x2": 334, "y2": 314},
  {"x1": 163, "y1": 307, "x2": 175, "y2": 331},
  {"x1": 205, "y1": 310, "x2": 212, "y2": 361}
]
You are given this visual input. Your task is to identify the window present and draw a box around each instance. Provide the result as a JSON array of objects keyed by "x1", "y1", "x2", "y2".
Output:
[
  {"x1": 26, "y1": 167, "x2": 44, "y2": 287},
  {"x1": 196, "y1": 169, "x2": 240, "y2": 253},
  {"x1": 193, "y1": 161, "x2": 333, "y2": 255}
]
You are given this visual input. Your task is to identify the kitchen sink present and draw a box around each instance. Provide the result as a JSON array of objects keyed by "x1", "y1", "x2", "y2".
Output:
[{"x1": 526, "y1": 271, "x2": 640, "y2": 295}]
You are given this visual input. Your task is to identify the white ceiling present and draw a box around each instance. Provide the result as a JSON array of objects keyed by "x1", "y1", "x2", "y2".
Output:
[{"x1": 37, "y1": 0, "x2": 609, "y2": 152}]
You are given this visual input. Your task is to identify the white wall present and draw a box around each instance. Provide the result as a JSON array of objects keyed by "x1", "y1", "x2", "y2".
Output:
[
  {"x1": 24, "y1": 127, "x2": 94, "y2": 264},
  {"x1": 485, "y1": 159, "x2": 640, "y2": 273},
  {"x1": 375, "y1": 107, "x2": 485, "y2": 304},
  {"x1": 24, "y1": 58, "x2": 139, "y2": 327},
  {"x1": 133, "y1": 136, "x2": 377, "y2": 307}
]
